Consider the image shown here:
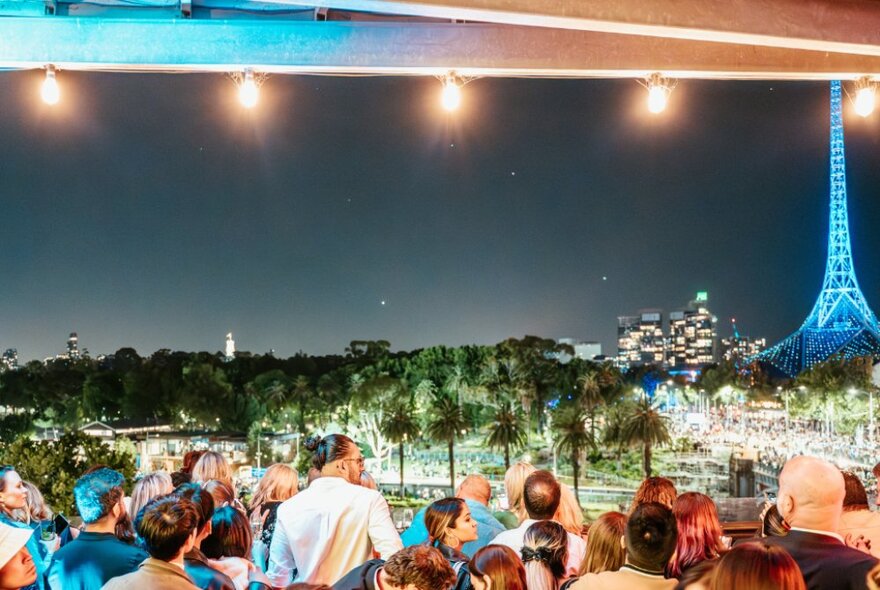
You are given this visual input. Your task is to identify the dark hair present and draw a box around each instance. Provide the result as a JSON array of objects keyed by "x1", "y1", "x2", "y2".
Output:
[
  {"x1": 304, "y1": 434, "x2": 356, "y2": 471},
  {"x1": 202, "y1": 505, "x2": 252, "y2": 560},
  {"x1": 171, "y1": 471, "x2": 191, "y2": 488},
  {"x1": 675, "y1": 559, "x2": 716, "y2": 590},
  {"x1": 425, "y1": 498, "x2": 466, "y2": 546},
  {"x1": 842, "y1": 471, "x2": 870, "y2": 511},
  {"x1": 174, "y1": 483, "x2": 215, "y2": 533},
  {"x1": 626, "y1": 502, "x2": 677, "y2": 571},
  {"x1": 522, "y1": 520, "x2": 567, "y2": 587},
  {"x1": 74, "y1": 468, "x2": 125, "y2": 524},
  {"x1": 136, "y1": 496, "x2": 199, "y2": 561},
  {"x1": 382, "y1": 545, "x2": 456, "y2": 590},
  {"x1": 182, "y1": 451, "x2": 205, "y2": 475},
  {"x1": 470, "y1": 545, "x2": 527, "y2": 590},
  {"x1": 758, "y1": 503, "x2": 788, "y2": 538},
  {"x1": 523, "y1": 471, "x2": 561, "y2": 520},
  {"x1": 709, "y1": 540, "x2": 805, "y2": 590}
]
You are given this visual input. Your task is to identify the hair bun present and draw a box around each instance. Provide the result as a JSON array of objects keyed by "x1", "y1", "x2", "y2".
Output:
[{"x1": 304, "y1": 435, "x2": 323, "y2": 452}]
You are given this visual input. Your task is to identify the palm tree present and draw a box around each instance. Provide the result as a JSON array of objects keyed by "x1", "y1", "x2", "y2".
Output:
[
  {"x1": 552, "y1": 406, "x2": 592, "y2": 507},
  {"x1": 485, "y1": 402, "x2": 527, "y2": 470},
  {"x1": 425, "y1": 394, "x2": 468, "y2": 492},
  {"x1": 621, "y1": 397, "x2": 671, "y2": 478},
  {"x1": 577, "y1": 370, "x2": 603, "y2": 442},
  {"x1": 290, "y1": 375, "x2": 312, "y2": 435},
  {"x1": 381, "y1": 401, "x2": 421, "y2": 498}
]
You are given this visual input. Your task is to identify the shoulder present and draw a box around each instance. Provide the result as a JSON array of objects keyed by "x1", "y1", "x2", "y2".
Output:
[{"x1": 102, "y1": 571, "x2": 137, "y2": 589}]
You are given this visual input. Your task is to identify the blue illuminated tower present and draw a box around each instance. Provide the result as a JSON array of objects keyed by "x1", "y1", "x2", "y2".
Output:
[{"x1": 756, "y1": 80, "x2": 880, "y2": 377}]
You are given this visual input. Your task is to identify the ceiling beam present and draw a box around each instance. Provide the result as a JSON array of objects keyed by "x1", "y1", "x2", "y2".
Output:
[
  {"x1": 269, "y1": 0, "x2": 880, "y2": 58},
  {"x1": 4, "y1": 17, "x2": 880, "y2": 79}
]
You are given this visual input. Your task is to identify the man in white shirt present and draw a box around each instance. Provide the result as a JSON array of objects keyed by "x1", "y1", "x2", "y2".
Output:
[
  {"x1": 266, "y1": 434, "x2": 403, "y2": 587},
  {"x1": 489, "y1": 470, "x2": 586, "y2": 576}
]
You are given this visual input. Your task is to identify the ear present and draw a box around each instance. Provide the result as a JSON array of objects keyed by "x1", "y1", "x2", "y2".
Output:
[
  {"x1": 483, "y1": 575, "x2": 493, "y2": 590},
  {"x1": 111, "y1": 501, "x2": 123, "y2": 519},
  {"x1": 778, "y1": 493, "x2": 795, "y2": 520},
  {"x1": 619, "y1": 535, "x2": 626, "y2": 550}
]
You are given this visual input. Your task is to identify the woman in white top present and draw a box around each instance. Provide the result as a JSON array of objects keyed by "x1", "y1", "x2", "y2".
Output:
[{"x1": 266, "y1": 434, "x2": 402, "y2": 587}]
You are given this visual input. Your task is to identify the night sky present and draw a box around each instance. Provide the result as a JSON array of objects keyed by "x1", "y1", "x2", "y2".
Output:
[{"x1": 2, "y1": 71, "x2": 880, "y2": 361}]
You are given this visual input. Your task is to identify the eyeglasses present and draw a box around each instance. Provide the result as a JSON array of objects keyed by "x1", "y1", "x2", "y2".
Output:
[{"x1": 341, "y1": 457, "x2": 365, "y2": 467}]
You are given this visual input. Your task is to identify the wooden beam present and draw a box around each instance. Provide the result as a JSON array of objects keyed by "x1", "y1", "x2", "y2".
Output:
[
  {"x1": 3, "y1": 17, "x2": 880, "y2": 79},
  {"x1": 269, "y1": 0, "x2": 880, "y2": 57}
]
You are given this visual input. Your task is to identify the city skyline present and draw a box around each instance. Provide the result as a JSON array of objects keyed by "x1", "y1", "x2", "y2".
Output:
[{"x1": 2, "y1": 73, "x2": 880, "y2": 361}]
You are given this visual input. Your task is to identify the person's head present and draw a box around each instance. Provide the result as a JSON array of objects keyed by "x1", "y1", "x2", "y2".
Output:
[
  {"x1": 758, "y1": 502, "x2": 789, "y2": 537},
  {"x1": 523, "y1": 470, "x2": 561, "y2": 521},
  {"x1": 182, "y1": 450, "x2": 206, "y2": 475},
  {"x1": 842, "y1": 471, "x2": 870, "y2": 512},
  {"x1": 20, "y1": 482, "x2": 51, "y2": 522},
  {"x1": 201, "y1": 506, "x2": 252, "y2": 560},
  {"x1": 554, "y1": 483, "x2": 584, "y2": 536},
  {"x1": 0, "y1": 522, "x2": 36, "y2": 590},
  {"x1": 191, "y1": 451, "x2": 233, "y2": 489},
  {"x1": 360, "y1": 471, "x2": 378, "y2": 490},
  {"x1": 625, "y1": 502, "x2": 677, "y2": 572},
  {"x1": 668, "y1": 492, "x2": 726, "y2": 578},
  {"x1": 777, "y1": 456, "x2": 844, "y2": 532},
  {"x1": 0, "y1": 468, "x2": 27, "y2": 517},
  {"x1": 170, "y1": 471, "x2": 191, "y2": 488},
  {"x1": 380, "y1": 545, "x2": 456, "y2": 590},
  {"x1": 129, "y1": 471, "x2": 173, "y2": 522},
  {"x1": 456, "y1": 475, "x2": 491, "y2": 506},
  {"x1": 580, "y1": 512, "x2": 627, "y2": 575},
  {"x1": 304, "y1": 434, "x2": 363, "y2": 485},
  {"x1": 307, "y1": 467, "x2": 322, "y2": 486},
  {"x1": 630, "y1": 477, "x2": 677, "y2": 513},
  {"x1": 174, "y1": 483, "x2": 215, "y2": 541},
  {"x1": 470, "y1": 545, "x2": 527, "y2": 590},
  {"x1": 709, "y1": 540, "x2": 805, "y2": 590},
  {"x1": 677, "y1": 559, "x2": 716, "y2": 590},
  {"x1": 203, "y1": 480, "x2": 236, "y2": 510},
  {"x1": 74, "y1": 468, "x2": 126, "y2": 525},
  {"x1": 135, "y1": 496, "x2": 199, "y2": 562},
  {"x1": 521, "y1": 520, "x2": 567, "y2": 590},
  {"x1": 504, "y1": 462, "x2": 537, "y2": 523},
  {"x1": 249, "y1": 464, "x2": 298, "y2": 512},
  {"x1": 424, "y1": 498, "x2": 478, "y2": 550}
]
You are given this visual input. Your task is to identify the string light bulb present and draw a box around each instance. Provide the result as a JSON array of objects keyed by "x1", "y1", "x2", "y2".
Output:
[
  {"x1": 853, "y1": 77, "x2": 876, "y2": 118},
  {"x1": 41, "y1": 66, "x2": 60, "y2": 106},
  {"x1": 238, "y1": 69, "x2": 259, "y2": 109},
  {"x1": 441, "y1": 73, "x2": 462, "y2": 112},
  {"x1": 643, "y1": 73, "x2": 674, "y2": 114}
]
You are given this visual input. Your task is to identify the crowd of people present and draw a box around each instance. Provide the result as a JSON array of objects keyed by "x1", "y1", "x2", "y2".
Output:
[{"x1": 2, "y1": 433, "x2": 880, "y2": 588}]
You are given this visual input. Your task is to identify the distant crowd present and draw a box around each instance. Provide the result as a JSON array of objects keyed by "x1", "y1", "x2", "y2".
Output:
[{"x1": 1, "y1": 433, "x2": 880, "y2": 589}]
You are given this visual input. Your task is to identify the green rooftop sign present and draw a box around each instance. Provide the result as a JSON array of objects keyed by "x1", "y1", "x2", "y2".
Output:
[{"x1": 696, "y1": 291, "x2": 708, "y2": 301}]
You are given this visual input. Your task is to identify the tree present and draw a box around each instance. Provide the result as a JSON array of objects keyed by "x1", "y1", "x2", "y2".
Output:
[
  {"x1": 425, "y1": 394, "x2": 468, "y2": 492},
  {"x1": 552, "y1": 406, "x2": 591, "y2": 506},
  {"x1": 621, "y1": 397, "x2": 671, "y2": 478},
  {"x1": 485, "y1": 402, "x2": 527, "y2": 470},
  {"x1": 380, "y1": 400, "x2": 421, "y2": 497}
]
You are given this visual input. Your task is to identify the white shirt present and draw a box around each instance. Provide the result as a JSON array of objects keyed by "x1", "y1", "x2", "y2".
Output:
[
  {"x1": 489, "y1": 518, "x2": 587, "y2": 577},
  {"x1": 266, "y1": 476, "x2": 403, "y2": 587}
]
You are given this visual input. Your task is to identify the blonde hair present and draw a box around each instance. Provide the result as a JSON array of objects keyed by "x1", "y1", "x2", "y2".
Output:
[
  {"x1": 504, "y1": 462, "x2": 537, "y2": 524},
  {"x1": 14, "y1": 481, "x2": 52, "y2": 524},
  {"x1": 129, "y1": 472, "x2": 173, "y2": 520},
  {"x1": 522, "y1": 521, "x2": 567, "y2": 590},
  {"x1": 580, "y1": 512, "x2": 626, "y2": 575},
  {"x1": 191, "y1": 451, "x2": 233, "y2": 489},
  {"x1": 554, "y1": 484, "x2": 584, "y2": 536},
  {"x1": 248, "y1": 464, "x2": 298, "y2": 514}
]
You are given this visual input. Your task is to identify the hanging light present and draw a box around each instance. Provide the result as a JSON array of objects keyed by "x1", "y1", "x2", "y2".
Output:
[
  {"x1": 441, "y1": 73, "x2": 462, "y2": 112},
  {"x1": 643, "y1": 73, "x2": 674, "y2": 114},
  {"x1": 853, "y1": 77, "x2": 876, "y2": 118},
  {"x1": 41, "y1": 66, "x2": 60, "y2": 106},
  {"x1": 238, "y1": 69, "x2": 259, "y2": 109}
]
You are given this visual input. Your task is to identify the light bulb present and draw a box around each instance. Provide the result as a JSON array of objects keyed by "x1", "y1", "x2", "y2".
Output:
[
  {"x1": 647, "y1": 84, "x2": 669, "y2": 114},
  {"x1": 854, "y1": 85, "x2": 875, "y2": 117},
  {"x1": 41, "y1": 69, "x2": 59, "y2": 105},
  {"x1": 239, "y1": 70, "x2": 258, "y2": 109},
  {"x1": 441, "y1": 77, "x2": 461, "y2": 112}
]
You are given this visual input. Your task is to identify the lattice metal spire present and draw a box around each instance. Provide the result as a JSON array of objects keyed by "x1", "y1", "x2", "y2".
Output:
[{"x1": 755, "y1": 80, "x2": 880, "y2": 377}]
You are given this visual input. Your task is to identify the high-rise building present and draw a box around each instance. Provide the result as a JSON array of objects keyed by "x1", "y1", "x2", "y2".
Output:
[
  {"x1": 67, "y1": 332, "x2": 81, "y2": 360},
  {"x1": 668, "y1": 292, "x2": 717, "y2": 368},
  {"x1": 720, "y1": 319, "x2": 766, "y2": 364},
  {"x1": 617, "y1": 311, "x2": 665, "y2": 369}
]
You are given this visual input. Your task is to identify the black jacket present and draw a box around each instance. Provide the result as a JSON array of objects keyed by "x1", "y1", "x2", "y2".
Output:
[
  {"x1": 765, "y1": 529, "x2": 877, "y2": 590},
  {"x1": 184, "y1": 548, "x2": 236, "y2": 590},
  {"x1": 332, "y1": 559, "x2": 384, "y2": 590}
]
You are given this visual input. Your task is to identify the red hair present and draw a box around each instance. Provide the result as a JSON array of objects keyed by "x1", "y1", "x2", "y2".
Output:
[
  {"x1": 470, "y1": 545, "x2": 527, "y2": 590},
  {"x1": 667, "y1": 492, "x2": 726, "y2": 577}
]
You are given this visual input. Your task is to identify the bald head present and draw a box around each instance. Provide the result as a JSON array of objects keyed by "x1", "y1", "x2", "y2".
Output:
[
  {"x1": 777, "y1": 456, "x2": 845, "y2": 532},
  {"x1": 456, "y1": 475, "x2": 491, "y2": 506}
]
